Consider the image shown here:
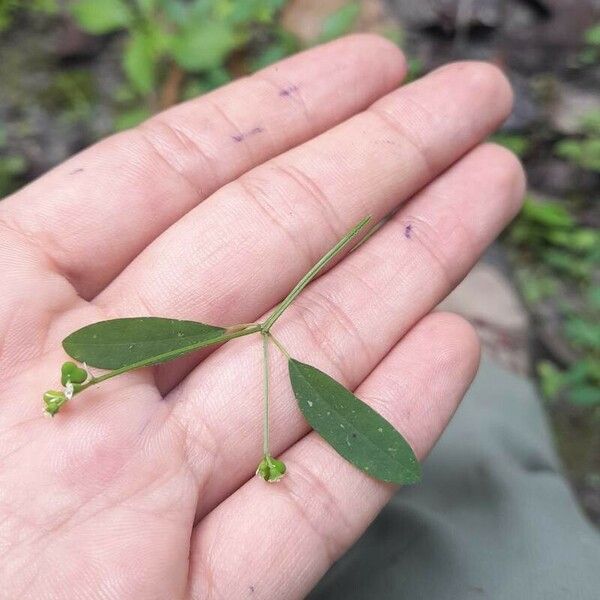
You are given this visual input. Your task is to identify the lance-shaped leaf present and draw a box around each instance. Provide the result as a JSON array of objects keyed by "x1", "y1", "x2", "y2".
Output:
[
  {"x1": 288, "y1": 359, "x2": 421, "y2": 485},
  {"x1": 63, "y1": 317, "x2": 229, "y2": 370}
]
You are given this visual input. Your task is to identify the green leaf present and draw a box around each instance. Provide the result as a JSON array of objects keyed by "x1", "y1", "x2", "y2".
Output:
[
  {"x1": 63, "y1": 317, "x2": 228, "y2": 369},
  {"x1": 555, "y1": 139, "x2": 583, "y2": 162},
  {"x1": 489, "y1": 132, "x2": 530, "y2": 157},
  {"x1": 581, "y1": 109, "x2": 600, "y2": 135},
  {"x1": 114, "y1": 106, "x2": 152, "y2": 131},
  {"x1": 584, "y1": 24, "x2": 600, "y2": 46},
  {"x1": 229, "y1": 0, "x2": 287, "y2": 24},
  {"x1": 123, "y1": 30, "x2": 157, "y2": 94},
  {"x1": 544, "y1": 249, "x2": 591, "y2": 279},
  {"x1": 555, "y1": 138, "x2": 600, "y2": 173},
  {"x1": 135, "y1": 0, "x2": 159, "y2": 15},
  {"x1": 169, "y1": 20, "x2": 240, "y2": 72},
  {"x1": 520, "y1": 197, "x2": 574, "y2": 228},
  {"x1": 588, "y1": 285, "x2": 600, "y2": 310},
  {"x1": 162, "y1": 0, "x2": 190, "y2": 25},
  {"x1": 319, "y1": 2, "x2": 361, "y2": 43},
  {"x1": 183, "y1": 67, "x2": 232, "y2": 97},
  {"x1": 70, "y1": 0, "x2": 132, "y2": 34},
  {"x1": 564, "y1": 317, "x2": 600, "y2": 351},
  {"x1": 250, "y1": 29, "x2": 299, "y2": 71},
  {"x1": 537, "y1": 360, "x2": 565, "y2": 400},
  {"x1": 568, "y1": 385, "x2": 600, "y2": 407},
  {"x1": 288, "y1": 359, "x2": 420, "y2": 485}
]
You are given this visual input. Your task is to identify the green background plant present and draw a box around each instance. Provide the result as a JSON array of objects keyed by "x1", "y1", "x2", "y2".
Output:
[
  {"x1": 69, "y1": 0, "x2": 296, "y2": 127},
  {"x1": 508, "y1": 196, "x2": 600, "y2": 409},
  {"x1": 554, "y1": 110, "x2": 600, "y2": 173}
]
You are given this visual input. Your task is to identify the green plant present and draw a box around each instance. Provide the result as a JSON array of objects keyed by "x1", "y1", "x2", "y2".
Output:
[
  {"x1": 0, "y1": 126, "x2": 26, "y2": 198},
  {"x1": 43, "y1": 217, "x2": 421, "y2": 486},
  {"x1": 538, "y1": 359, "x2": 600, "y2": 407},
  {"x1": 508, "y1": 196, "x2": 598, "y2": 280},
  {"x1": 555, "y1": 139, "x2": 600, "y2": 173},
  {"x1": 0, "y1": 0, "x2": 57, "y2": 31},
  {"x1": 39, "y1": 70, "x2": 95, "y2": 123},
  {"x1": 318, "y1": 2, "x2": 360, "y2": 43},
  {"x1": 507, "y1": 196, "x2": 600, "y2": 409},
  {"x1": 548, "y1": 299, "x2": 600, "y2": 408},
  {"x1": 579, "y1": 22, "x2": 600, "y2": 65},
  {"x1": 490, "y1": 132, "x2": 531, "y2": 158},
  {"x1": 69, "y1": 0, "x2": 296, "y2": 126},
  {"x1": 0, "y1": 154, "x2": 26, "y2": 198},
  {"x1": 554, "y1": 110, "x2": 600, "y2": 173}
]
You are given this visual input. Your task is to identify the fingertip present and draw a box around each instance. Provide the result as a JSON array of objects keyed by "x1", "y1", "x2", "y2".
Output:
[
  {"x1": 478, "y1": 142, "x2": 527, "y2": 217},
  {"x1": 434, "y1": 60, "x2": 514, "y2": 122},
  {"x1": 428, "y1": 311, "x2": 481, "y2": 382},
  {"x1": 329, "y1": 33, "x2": 407, "y2": 88},
  {"x1": 459, "y1": 142, "x2": 526, "y2": 225}
]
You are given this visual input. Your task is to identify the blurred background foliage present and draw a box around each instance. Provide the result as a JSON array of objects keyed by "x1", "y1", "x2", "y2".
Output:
[{"x1": 0, "y1": 0, "x2": 598, "y2": 521}]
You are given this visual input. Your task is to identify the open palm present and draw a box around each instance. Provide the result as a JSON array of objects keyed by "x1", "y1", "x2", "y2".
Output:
[{"x1": 0, "y1": 36, "x2": 524, "y2": 599}]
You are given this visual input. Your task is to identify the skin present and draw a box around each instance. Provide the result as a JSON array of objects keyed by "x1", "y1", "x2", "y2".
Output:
[{"x1": 0, "y1": 35, "x2": 525, "y2": 599}]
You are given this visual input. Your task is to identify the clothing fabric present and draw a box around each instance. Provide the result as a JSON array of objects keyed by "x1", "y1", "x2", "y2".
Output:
[{"x1": 310, "y1": 360, "x2": 600, "y2": 600}]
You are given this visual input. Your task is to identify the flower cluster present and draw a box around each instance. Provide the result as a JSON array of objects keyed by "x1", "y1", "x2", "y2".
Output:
[
  {"x1": 43, "y1": 362, "x2": 88, "y2": 416},
  {"x1": 256, "y1": 455, "x2": 287, "y2": 483}
]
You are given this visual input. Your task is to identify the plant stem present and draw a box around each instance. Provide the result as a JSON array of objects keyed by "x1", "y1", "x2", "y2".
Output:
[
  {"x1": 268, "y1": 332, "x2": 291, "y2": 359},
  {"x1": 61, "y1": 217, "x2": 371, "y2": 406},
  {"x1": 262, "y1": 332, "x2": 271, "y2": 457},
  {"x1": 160, "y1": 62, "x2": 185, "y2": 110},
  {"x1": 262, "y1": 216, "x2": 371, "y2": 333},
  {"x1": 74, "y1": 324, "x2": 262, "y2": 394}
]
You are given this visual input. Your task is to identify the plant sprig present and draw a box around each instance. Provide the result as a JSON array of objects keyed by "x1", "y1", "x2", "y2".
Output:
[{"x1": 45, "y1": 216, "x2": 421, "y2": 485}]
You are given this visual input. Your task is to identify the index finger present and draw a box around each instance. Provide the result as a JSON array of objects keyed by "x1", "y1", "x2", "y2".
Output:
[{"x1": 0, "y1": 35, "x2": 405, "y2": 298}]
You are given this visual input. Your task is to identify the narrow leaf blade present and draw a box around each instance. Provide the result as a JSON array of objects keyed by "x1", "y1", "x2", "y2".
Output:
[
  {"x1": 63, "y1": 318, "x2": 227, "y2": 370},
  {"x1": 289, "y1": 359, "x2": 421, "y2": 485}
]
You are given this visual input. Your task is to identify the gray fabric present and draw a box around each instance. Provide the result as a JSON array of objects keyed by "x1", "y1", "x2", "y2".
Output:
[{"x1": 309, "y1": 359, "x2": 600, "y2": 600}]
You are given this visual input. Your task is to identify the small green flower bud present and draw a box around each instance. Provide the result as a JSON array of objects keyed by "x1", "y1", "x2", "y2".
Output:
[
  {"x1": 61, "y1": 361, "x2": 87, "y2": 385},
  {"x1": 256, "y1": 455, "x2": 286, "y2": 483},
  {"x1": 43, "y1": 390, "x2": 67, "y2": 417}
]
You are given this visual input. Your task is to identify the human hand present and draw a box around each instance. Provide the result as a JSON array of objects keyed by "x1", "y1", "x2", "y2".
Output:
[{"x1": 0, "y1": 35, "x2": 524, "y2": 599}]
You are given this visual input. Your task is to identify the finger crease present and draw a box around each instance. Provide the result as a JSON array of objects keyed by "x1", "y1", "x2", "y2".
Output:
[
  {"x1": 303, "y1": 286, "x2": 374, "y2": 379},
  {"x1": 235, "y1": 176, "x2": 315, "y2": 269},
  {"x1": 136, "y1": 124, "x2": 208, "y2": 200},
  {"x1": 369, "y1": 106, "x2": 437, "y2": 181},
  {"x1": 270, "y1": 162, "x2": 343, "y2": 244}
]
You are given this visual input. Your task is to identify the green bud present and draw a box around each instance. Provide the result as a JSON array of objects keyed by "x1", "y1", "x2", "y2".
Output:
[
  {"x1": 61, "y1": 361, "x2": 88, "y2": 385},
  {"x1": 256, "y1": 455, "x2": 286, "y2": 483},
  {"x1": 43, "y1": 390, "x2": 67, "y2": 417}
]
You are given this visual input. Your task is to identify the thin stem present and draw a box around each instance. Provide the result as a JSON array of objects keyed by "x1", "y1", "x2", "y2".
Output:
[
  {"x1": 268, "y1": 332, "x2": 291, "y2": 360},
  {"x1": 74, "y1": 324, "x2": 263, "y2": 394},
  {"x1": 262, "y1": 332, "x2": 271, "y2": 457},
  {"x1": 225, "y1": 322, "x2": 259, "y2": 334},
  {"x1": 262, "y1": 216, "x2": 371, "y2": 333}
]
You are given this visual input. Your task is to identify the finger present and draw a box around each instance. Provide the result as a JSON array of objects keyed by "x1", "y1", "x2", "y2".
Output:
[
  {"x1": 187, "y1": 312, "x2": 480, "y2": 600},
  {"x1": 166, "y1": 143, "x2": 525, "y2": 515},
  {"x1": 0, "y1": 35, "x2": 405, "y2": 298},
  {"x1": 96, "y1": 61, "x2": 513, "y2": 392}
]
